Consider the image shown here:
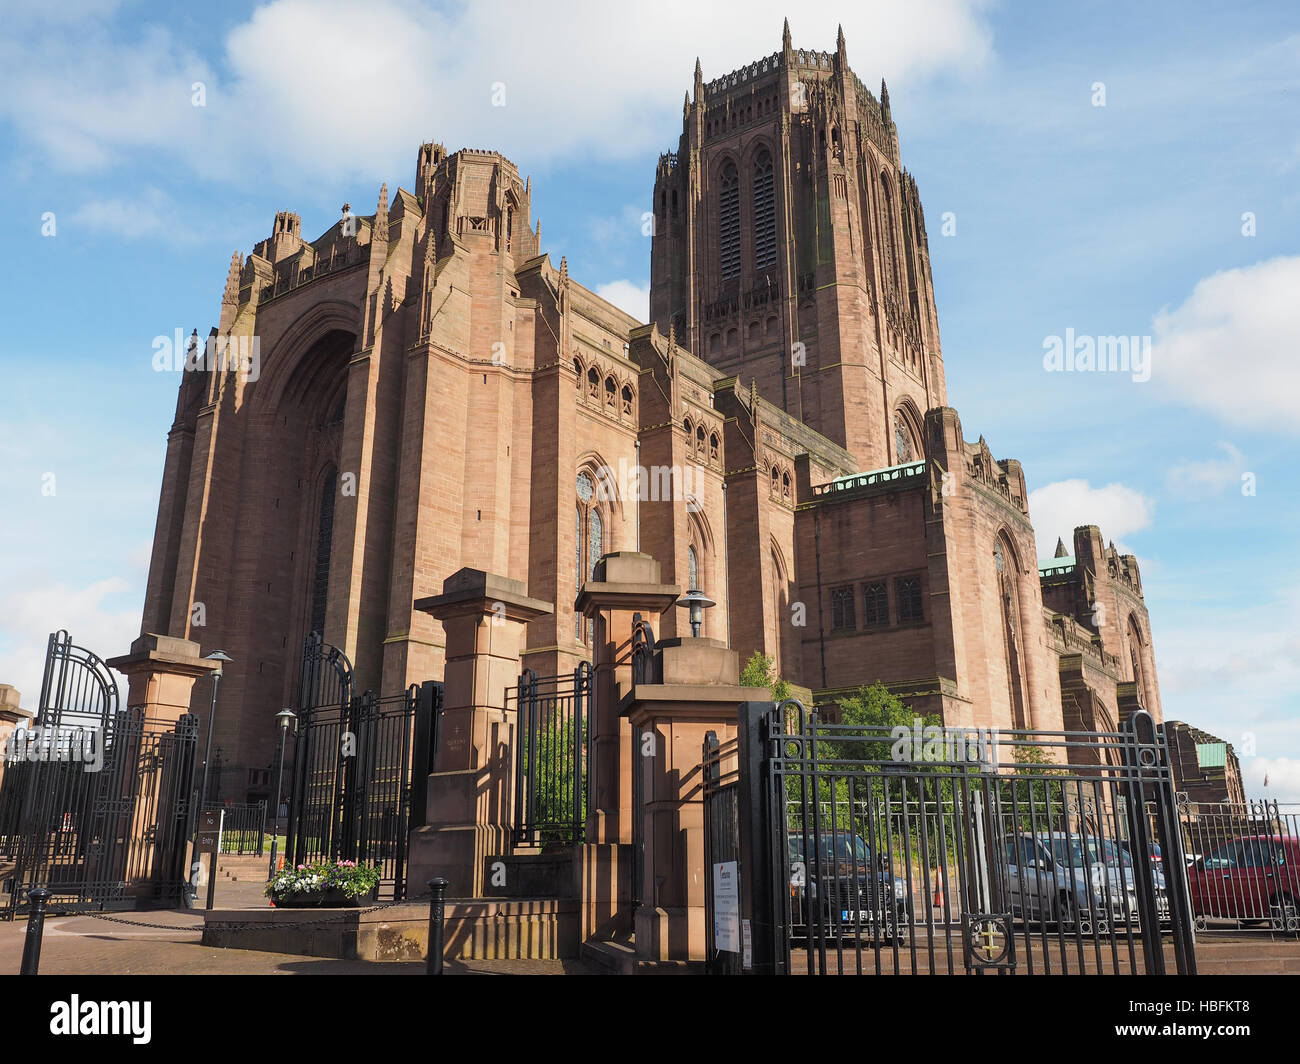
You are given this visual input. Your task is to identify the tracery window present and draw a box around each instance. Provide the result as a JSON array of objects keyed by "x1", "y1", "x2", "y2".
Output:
[
  {"x1": 831, "y1": 586, "x2": 856, "y2": 630},
  {"x1": 896, "y1": 576, "x2": 923, "y2": 623},
  {"x1": 895, "y1": 412, "x2": 915, "y2": 463},
  {"x1": 864, "y1": 582, "x2": 888, "y2": 627},
  {"x1": 310, "y1": 467, "x2": 337, "y2": 637},
  {"x1": 574, "y1": 471, "x2": 604, "y2": 644}
]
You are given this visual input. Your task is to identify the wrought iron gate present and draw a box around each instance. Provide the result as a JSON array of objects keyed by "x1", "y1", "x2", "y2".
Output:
[
  {"x1": 1, "y1": 631, "x2": 198, "y2": 918},
  {"x1": 287, "y1": 634, "x2": 442, "y2": 899},
  {"x1": 1, "y1": 709, "x2": 198, "y2": 918},
  {"x1": 709, "y1": 700, "x2": 1197, "y2": 975},
  {"x1": 511, "y1": 664, "x2": 593, "y2": 846}
]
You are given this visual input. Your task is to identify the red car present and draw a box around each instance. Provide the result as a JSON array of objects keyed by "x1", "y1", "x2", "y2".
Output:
[{"x1": 1186, "y1": 835, "x2": 1300, "y2": 928}]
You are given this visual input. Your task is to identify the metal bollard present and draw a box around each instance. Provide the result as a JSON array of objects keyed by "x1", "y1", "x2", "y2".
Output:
[
  {"x1": 426, "y1": 878, "x2": 448, "y2": 975},
  {"x1": 20, "y1": 887, "x2": 51, "y2": 976}
]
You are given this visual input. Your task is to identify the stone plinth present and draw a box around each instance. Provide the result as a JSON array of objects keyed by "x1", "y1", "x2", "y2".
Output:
[
  {"x1": 621, "y1": 637, "x2": 768, "y2": 963},
  {"x1": 573, "y1": 551, "x2": 679, "y2": 941},
  {"x1": 105, "y1": 634, "x2": 221, "y2": 728},
  {"x1": 408, "y1": 568, "x2": 552, "y2": 898},
  {"x1": 0, "y1": 685, "x2": 34, "y2": 785}
]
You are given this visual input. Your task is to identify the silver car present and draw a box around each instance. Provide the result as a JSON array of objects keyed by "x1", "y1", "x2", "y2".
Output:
[{"x1": 1002, "y1": 832, "x2": 1169, "y2": 929}]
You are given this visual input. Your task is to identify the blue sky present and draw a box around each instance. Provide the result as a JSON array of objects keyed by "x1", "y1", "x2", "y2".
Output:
[{"x1": 1, "y1": 1, "x2": 1297, "y2": 796}]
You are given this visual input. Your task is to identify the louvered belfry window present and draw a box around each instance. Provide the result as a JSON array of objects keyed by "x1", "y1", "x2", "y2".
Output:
[
  {"x1": 719, "y1": 163, "x2": 741, "y2": 280},
  {"x1": 753, "y1": 152, "x2": 776, "y2": 270}
]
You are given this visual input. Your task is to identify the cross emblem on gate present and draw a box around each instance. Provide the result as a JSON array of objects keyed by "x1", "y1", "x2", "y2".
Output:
[{"x1": 967, "y1": 915, "x2": 1012, "y2": 968}]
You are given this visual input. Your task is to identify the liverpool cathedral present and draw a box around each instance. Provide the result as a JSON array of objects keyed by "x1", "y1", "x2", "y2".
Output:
[{"x1": 138, "y1": 26, "x2": 1166, "y2": 801}]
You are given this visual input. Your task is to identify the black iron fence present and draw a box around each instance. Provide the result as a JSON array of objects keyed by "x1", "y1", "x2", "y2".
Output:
[
  {"x1": 709, "y1": 701, "x2": 1198, "y2": 975},
  {"x1": 216, "y1": 800, "x2": 267, "y2": 855},
  {"x1": 510, "y1": 665, "x2": 592, "y2": 847},
  {"x1": 0, "y1": 709, "x2": 198, "y2": 918},
  {"x1": 1176, "y1": 798, "x2": 1300, "y2": 934},
  {"x1": 287, "y1": 634, "x2": 443, "y2": 899}
]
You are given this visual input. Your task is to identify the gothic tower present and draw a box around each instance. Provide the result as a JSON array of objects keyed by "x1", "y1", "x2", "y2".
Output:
[{"x1": 650, "y1": 23, "x2": 945, "y2": 471}]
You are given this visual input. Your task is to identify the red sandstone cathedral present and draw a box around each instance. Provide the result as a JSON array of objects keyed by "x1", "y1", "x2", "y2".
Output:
[{"x1": 139, "y1": 26, "x2": 1164, "y2": 802}]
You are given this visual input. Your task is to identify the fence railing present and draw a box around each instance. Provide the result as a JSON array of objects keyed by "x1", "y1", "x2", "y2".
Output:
[
  {"x1": 1176, "y1": 798, "x2": 1300, "y2": 933},
  {"x1": 216, "y1": 801, "x2": 267, "y2": 855},
  {"x1": 713, "y1": 702, "x2": 1198, "y2": 975}
]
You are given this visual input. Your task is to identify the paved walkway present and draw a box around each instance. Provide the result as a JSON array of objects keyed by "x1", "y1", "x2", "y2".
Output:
[
  {"x1": 0, "y1": 871, "x2": 598, "y2": 975},
  {"x1": 0, "y1": 908, "x2": 597, "y2": 975}
]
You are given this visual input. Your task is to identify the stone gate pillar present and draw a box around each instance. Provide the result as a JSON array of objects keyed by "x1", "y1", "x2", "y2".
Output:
[
  {"x1": 407, "y1": 568, "x2": 552, "y2": 898},
  {"x1": 0, "y1": 686, "x2": 33, "y2": 787},
  {"x1": 573, "y1": 551, "x2": 680, "y2": 941},
  {"x1": 623, "y1": 638, "x2": 768, "y2": 962},
  {"x1": 106, "y1": 634, "x2": 222, "y2": 729}
]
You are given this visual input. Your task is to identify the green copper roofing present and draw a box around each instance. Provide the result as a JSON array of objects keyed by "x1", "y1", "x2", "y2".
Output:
[
  {"x1": 1196, "y1": 742, "x2": 1228, "y2": 769},
  {"x1": 1039, "y1": 556, "x2": 1076, "y2": 570}
]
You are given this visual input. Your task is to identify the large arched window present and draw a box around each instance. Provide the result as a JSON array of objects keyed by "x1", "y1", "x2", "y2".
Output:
[
  {"x1": 894, "y1": 410, "x2": 920, "y2": 463},
  {"x1": 993, "y1": 535, "x2": 1028, "y2": 729},
  {"x1": 719, "y1": 162, "x2": 741, "y2": 280},
  {"x1": 687, "y1": 545, "x2": 699, "y2": 590},
  {"x1": 752, "y1": 151, "x2": 776, "y2": 270},
  {"x1": 1127, "y1": 616, "x2": 1147, "y2": 704},
  {"x1": 575, "y1": 471, "x2": 604, "y2": 644},
  {"x1": 880, "y1": 172, "x2": 900, "y2": 294},
  {"x1": 310, "y1": 467, "x2": 337, "y2": 637}
]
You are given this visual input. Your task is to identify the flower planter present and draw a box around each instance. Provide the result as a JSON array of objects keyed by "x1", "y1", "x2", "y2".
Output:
[{"x1": 272, "y1": 887, "x2": 377, "y2": 909}]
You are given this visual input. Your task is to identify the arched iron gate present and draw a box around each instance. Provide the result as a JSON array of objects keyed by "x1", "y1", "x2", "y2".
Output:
[
  {"x1": 286, "y1": 633, "x2": 443, "y2": 899},
  {"x1": 1, "y1": 631, "x2": 195, "y2": 917}
]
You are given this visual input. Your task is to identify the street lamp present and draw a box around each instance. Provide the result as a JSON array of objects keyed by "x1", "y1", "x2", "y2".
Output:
[
  {"x1": 675, "y1": 588, "x2": 716, "y2": 639},
  {"x1": 198, "y1": 650, "x2": 232, "y2": 812},
  {"x1": 268, "y1": 708, "x2": 295, "y2": 878}
]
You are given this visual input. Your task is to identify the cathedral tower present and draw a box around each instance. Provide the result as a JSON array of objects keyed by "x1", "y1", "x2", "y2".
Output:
[{"x1": 650, "y1": 23, "x2": 945, "y2": 471}]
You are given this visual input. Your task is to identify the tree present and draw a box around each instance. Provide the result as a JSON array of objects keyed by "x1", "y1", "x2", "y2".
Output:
[{"x1": 739, "y1": 650, "x2": 790, "y2": 702}]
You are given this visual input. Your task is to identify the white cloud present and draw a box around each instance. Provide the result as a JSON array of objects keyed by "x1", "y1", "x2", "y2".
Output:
[
  {"x1": 1244, "y1": 758, "x2": 1300, "y2": 804},
  {"x1": 1150, "y1": 256, "x2": 1300, "y2": 430},
  {"x1": 1027, "y1": 479, "x2": 1154, "y2": 558},
  {"x1": 0, "y1": 1, "x2": 995, "y2": 183},
  {"x1": 0, "y1": 577, "x2": 143, "y2": 712},
  {"x1": 594, "y1": 280, "x2": 650, "y2": 323},
  {"x1": 70, "y1": 186, "x2": 180, "y2": 241},
  {"x1": 1151, "y1": 586, "x2": 1300, "y2": 784},
  {"x1": 1165, "y1": 441, "x2": 1247, "y2": 498}
]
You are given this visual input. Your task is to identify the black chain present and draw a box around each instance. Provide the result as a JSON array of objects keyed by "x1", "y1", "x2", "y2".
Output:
[{"x1": 45, "y1": 892, "x2": 433, "y2": 933}]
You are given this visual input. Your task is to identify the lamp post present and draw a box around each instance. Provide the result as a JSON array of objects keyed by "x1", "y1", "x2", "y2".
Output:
[
  {"x1": 675, "y1": 588, "x2": 716, "y2": 638},
  {"x1": 269, "y1": 708, "x2": 295, "y2": 879},
  {"x1": 198, "y1": 650, "x2": 232, "y2": 812},
  {"x1": 186, "y1": 649, "x2": 231, "y2": 907}
]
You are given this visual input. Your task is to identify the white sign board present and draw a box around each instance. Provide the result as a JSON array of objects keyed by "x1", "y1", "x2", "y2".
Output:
[{"x1": 713, "y1": 860, "x2": 740, "y2": 952}]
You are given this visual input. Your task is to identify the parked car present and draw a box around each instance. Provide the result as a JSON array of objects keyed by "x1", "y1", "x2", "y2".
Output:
[
  {"x1": 1185, "y1": 835, "x2": 1300, "y2": 929},
  {"x1": 1002, "y1": 832, "x2": 1169, "y2": 929},
  {"x1": 1120, "y1": 839, "x2": 1167, "y2": 871},
  {"x1": 788, "y1": 831, "x2": 912, "y2": 942}
]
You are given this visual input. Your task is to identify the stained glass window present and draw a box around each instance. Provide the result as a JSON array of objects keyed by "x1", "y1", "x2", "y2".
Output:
[{"x1": 895, "y1": 412, "x2": 914, "y2": 463}]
